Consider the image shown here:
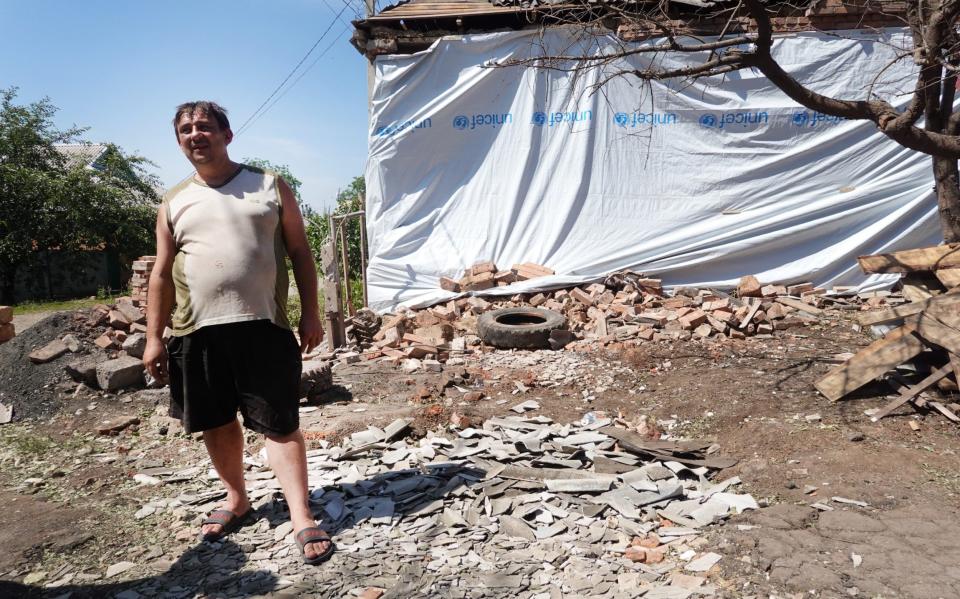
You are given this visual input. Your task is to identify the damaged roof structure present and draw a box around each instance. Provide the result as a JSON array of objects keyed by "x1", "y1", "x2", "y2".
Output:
[{"x1": 350, "y1": 1, "x2": 939, "y2": 313}]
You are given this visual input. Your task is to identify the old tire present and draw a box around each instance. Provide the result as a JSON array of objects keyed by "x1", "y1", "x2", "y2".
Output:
[{"x1": 477, "y1": 308, "x2": 567, "y2": 349}]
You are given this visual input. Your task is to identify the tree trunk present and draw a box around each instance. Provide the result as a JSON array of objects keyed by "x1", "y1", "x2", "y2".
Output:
[{"x1": 932, "y1": 156, "x2": 960, "y2": 243}]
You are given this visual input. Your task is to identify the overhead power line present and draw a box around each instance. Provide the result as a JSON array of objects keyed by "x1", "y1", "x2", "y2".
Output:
[
  {"x1": 234, "y1": 3, "x2": 350, "y2": 137},
  {"x1": 238, "y1": 26, "x2": 351, "y2": 135}
]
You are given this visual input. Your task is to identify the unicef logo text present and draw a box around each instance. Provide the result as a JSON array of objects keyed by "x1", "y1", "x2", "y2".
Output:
[
  {"x1": 453, "y1": 113, "x2": 513, "y2": 130},
  {"x1": 615, "y1": 112, "x2": 678, "y2": 128},
  {"x1": 375, "y1": 118, "x2": 432, "y2": 138},
  {"x1": 792, "y1": 110, "x2": 845, "y2": 128},
  {"x1": 532, "y1": 110, "x2": 592, "y2": 127},
  {"x1": 698, "y1": 111, "x2": 768, "y2": 130}
]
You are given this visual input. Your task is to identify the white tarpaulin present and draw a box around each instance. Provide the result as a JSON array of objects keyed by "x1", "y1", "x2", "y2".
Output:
[{"x1": 365, "y1": 27, "x2": 941, "y2": 312}]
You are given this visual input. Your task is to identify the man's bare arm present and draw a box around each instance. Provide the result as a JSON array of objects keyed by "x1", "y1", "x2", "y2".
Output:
[
  {"x1": 277, "y1": 178, "x2": 323, "y2": 353},
  {"x1": 143, "y1": 206, "x2": 176, "y2": 382}
]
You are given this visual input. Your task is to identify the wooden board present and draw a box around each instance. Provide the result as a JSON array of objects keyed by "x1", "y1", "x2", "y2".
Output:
[
  {"x1": 857, "y1": 243, "x2": 960, "y2": 274},
  {"x1": 935, "y1": 268, "x2": 960, "y2": 289},
  {"x1": 871, "y1": 363, "x2": 954, "y2": 421},
  {"x1": 857, "y1": 292, "x2": 960, "y2": 326},
  {"x1": 815, "y1": 324, "x2": 925, "y2": 401},
  {"x1": 913, "y1": 313, "x2": 960, "y2": 354},
  {"x1": 920, "y1": 293, "x2": 960, "y2": 330},
  {"x1": 775, "y1": 296, "x2": 823, "y2": 315}
]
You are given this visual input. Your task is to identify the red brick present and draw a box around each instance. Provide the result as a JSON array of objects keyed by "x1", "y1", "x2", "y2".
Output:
[
  {"x1": 0, "y1": 306, "x2": 12, "y2": 325},
  {"x1": 439, "y1": 276, "x2": 460, "y2": 292},
  {"x1": 0, "y1": 322, "x2": 14, "y2": 343},
  {"x1": 569, "y1": 288, "x2": 594, "y2": 306},
  {"x1": 469, "y1": 261, "x2": 498, "y2": 276},
  {"x1": 737, "y1": 275, "x2": 763, "y2": 298}
]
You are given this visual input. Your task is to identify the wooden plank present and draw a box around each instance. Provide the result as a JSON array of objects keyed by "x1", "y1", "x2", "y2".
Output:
[
  {"x1": 738, "y1": 299, "x2": 761, "y2": 329},
  {"x1": 929, "y1": 401, "x2": 960, "y2": 422},
  {"x1": 935, "y1": 268, "x2": 960, "y2": 289},
  {"x1": 814, "y1": 324, "x2": 925, "y2": 401},
  {"x1": 857, "y1": 243, "x2": 960, "y2": 274},
  {"x1": 871, "y1": 363, "x2": 953, "y2": 421},
  {"x1": 951, "y1": 352, "x2": 960, "y2": 389},
  {"x1": 920, "y1": 293, "x2": 960, "y2": 330},
  {"x1": 913, "y1": 313, "x2": 960, "y2": 354},
  {"x1": 858, "y1": 292, "x2": 960, "y2": 326},
  {"x1": 775, "y1": 296, "x2": 823, "y2": 316}
]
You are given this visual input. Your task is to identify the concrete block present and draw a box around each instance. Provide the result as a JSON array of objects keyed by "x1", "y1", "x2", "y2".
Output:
[
  {"x1": 65, "y1": 359, "x2": 99, "y2": 386},
  {"x1": 121, "y1": 333, "x2": 146, "y2": 358},
  {"x1": 96, "y1": 356, "x2": 144, "y2": 391}
]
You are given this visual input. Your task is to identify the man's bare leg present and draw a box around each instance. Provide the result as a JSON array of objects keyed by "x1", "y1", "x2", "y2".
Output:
[
  {"x1": 202, "y1": 418, "x2": 251, "y2": 537},
  {"x1": 265, "y1": 429, "x2": 330, "y2": 560}
]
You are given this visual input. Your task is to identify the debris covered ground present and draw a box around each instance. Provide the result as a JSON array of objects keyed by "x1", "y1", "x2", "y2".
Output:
[{"x1": 2, "y1": 262, "x2": 960, "y2": 598}]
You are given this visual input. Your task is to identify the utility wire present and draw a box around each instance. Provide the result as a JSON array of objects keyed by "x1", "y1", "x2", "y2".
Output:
[
  {"x1": 234, "y1": 2, "x2": 350, "y2": 137},
  {"x1": 238, "y1": 26, "x2": 351, "y2": 135}
]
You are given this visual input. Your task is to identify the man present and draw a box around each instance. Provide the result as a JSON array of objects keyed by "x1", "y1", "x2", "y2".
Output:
[{"x1": 142, "y1": 101, "x2": 333, "y2": 564}]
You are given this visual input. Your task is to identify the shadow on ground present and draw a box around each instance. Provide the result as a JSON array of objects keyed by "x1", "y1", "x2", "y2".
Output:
[{"x1": 2, "y1": 462, "x2": 486, "y2": 598}]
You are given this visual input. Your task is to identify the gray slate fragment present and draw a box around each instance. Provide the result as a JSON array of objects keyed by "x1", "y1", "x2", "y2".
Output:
[{"x1": 498, "y1": 515, "x2": 535, "y2": 541}]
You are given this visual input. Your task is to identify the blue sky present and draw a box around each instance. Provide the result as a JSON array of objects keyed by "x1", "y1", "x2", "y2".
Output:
[{"x1": 0, "y1": 0, "x2": 370, "y2": 212}]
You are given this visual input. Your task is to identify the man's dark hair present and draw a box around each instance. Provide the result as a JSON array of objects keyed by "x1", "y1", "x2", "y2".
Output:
[{"x1": 173, "y1": 101, "x2": 230, "y2": 134}]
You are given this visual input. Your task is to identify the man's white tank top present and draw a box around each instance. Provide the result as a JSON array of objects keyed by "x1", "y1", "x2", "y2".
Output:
[{"x1": 163, "y1": 165, "x2": 289, "y2": 336}]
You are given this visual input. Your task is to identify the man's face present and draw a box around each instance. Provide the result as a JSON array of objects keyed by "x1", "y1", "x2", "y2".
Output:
[{"x1": 176, "y1": 110, "x2": 232, "y2": 165}]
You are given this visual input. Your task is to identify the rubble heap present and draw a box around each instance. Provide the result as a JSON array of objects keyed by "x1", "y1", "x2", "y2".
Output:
[
  {"x1": 330, "y1": 269, "x2": 866, "y2": 369},
  {"x1": 125, "y1": 414, "x2": 753, "y2": 597},
  {"x1": 817, "y1": 243, "x2": 960, "y2": 423}
]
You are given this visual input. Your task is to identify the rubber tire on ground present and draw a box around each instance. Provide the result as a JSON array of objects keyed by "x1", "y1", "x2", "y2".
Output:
[{"x1": 477, "y1": 307, "x2": 567, "y2": 349}]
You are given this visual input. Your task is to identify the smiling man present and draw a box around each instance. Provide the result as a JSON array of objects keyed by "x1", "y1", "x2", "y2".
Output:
[{"x1": 142, "y1": 101, "x2": 333, "y2": 564}]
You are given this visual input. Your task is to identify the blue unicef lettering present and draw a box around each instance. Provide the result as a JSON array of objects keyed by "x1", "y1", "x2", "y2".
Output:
[
  {"x1": 614, "y1": 111, "x2": 679, "y2": 128},
  {"x1": 791, "y1": 110, "x2": 845, "y2": 128},
  {"x1": 532, "y1": 109, "x2": 592, "y2": 127},
  {"x1": 453, "y1": 112, "x2": 513, "y2": 130},
  {"x1": 699, "y1": 111, "x2": 768, "y2": 130},
  {"x1": 374, "y1": 118, "x2": 432, "y2": 138}
]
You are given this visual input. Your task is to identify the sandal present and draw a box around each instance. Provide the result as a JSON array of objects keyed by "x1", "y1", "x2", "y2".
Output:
[
  {"x1": 295, "y1": 527, "x2": 335, "y2": 565},
  {"x1": 200, "y1": 508, "x2": 253, "y2": 542}
]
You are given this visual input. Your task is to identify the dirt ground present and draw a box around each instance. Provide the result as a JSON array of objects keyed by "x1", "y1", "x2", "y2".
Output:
[{"x1": 0, "y1": 310, "x2": 958, "y2": 597}]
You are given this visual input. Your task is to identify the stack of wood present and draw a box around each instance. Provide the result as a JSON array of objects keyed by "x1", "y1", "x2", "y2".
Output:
[
  {"x1": 440, "y1": 261, "x2": 555, "y2": 293},
  {"x1": 0, "y1": 305, "x2": 14, "y2": 344},
  {"x1": 815, "y1": 243, "x2": 960, "y2": 423},
  {"x1": 129, "y1": 256, "x2": 156, "y2": 308}
]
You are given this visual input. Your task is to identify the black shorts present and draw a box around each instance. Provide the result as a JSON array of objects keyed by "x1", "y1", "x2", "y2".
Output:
[{"x1": 167, "y1": 320, "x2": 302, "y2": 436}]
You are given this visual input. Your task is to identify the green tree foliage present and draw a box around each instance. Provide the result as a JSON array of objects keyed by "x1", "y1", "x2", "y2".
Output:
[
  {"x1": 303, "y1": 176, "x2": 366, "y2": 310},
  {"x1": 0, "y1": 87, "x2": 160, "y2": 303},
  {"x1": 243, "y1": 157, "x2": 316, "y2": 220},
  {"x1": 305, "y1": 176, "x2": 364, "y2": 270}
]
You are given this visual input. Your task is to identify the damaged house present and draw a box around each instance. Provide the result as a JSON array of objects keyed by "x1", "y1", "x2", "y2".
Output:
[{"x1": 351, "y1": 0, "x2": 941, "y2": 312}]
